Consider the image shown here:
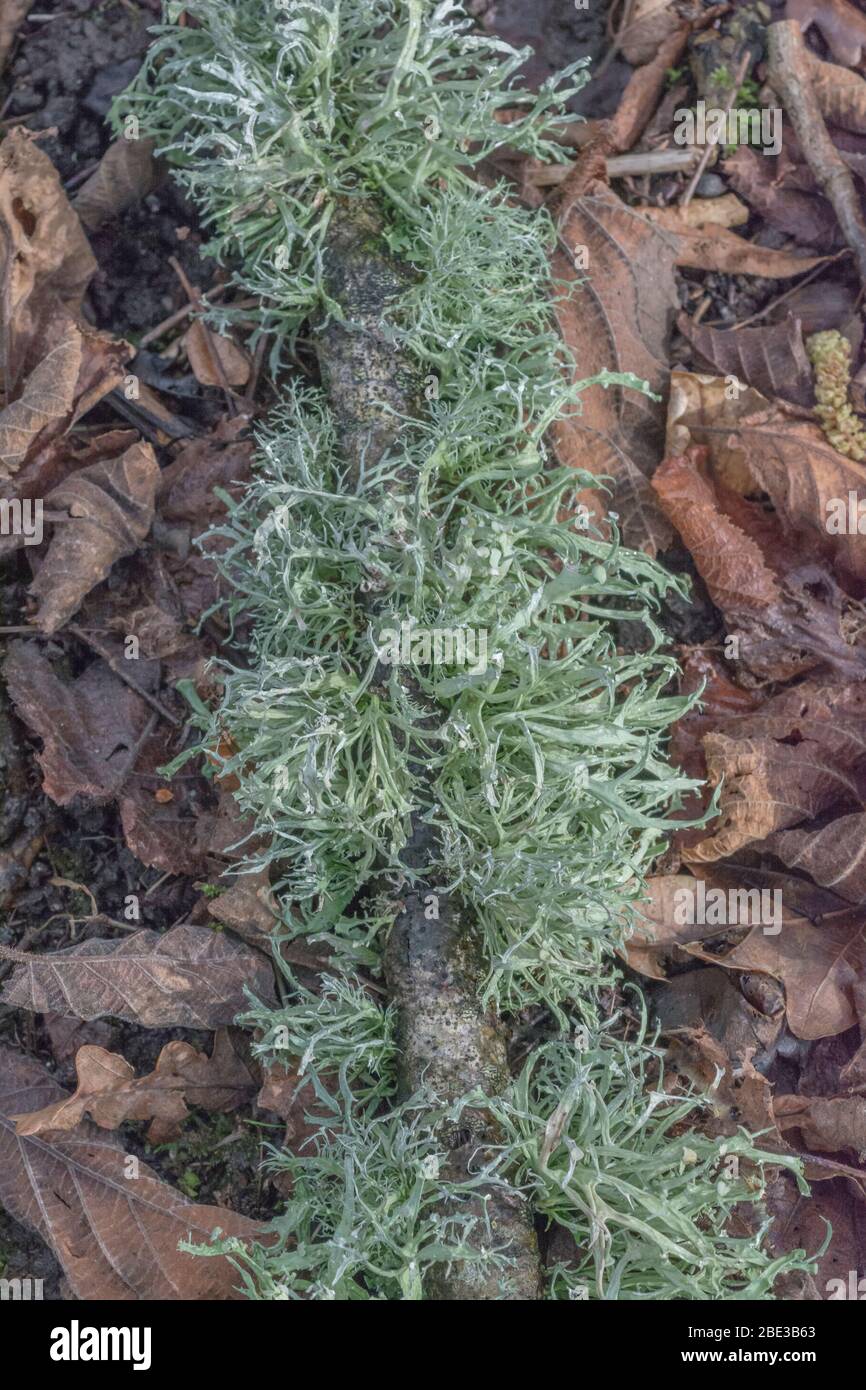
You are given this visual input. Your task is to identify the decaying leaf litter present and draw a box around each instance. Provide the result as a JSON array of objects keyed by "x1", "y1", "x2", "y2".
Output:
[{"x1": 1, "y1": 0, "x2": 866, "y2": 1300}]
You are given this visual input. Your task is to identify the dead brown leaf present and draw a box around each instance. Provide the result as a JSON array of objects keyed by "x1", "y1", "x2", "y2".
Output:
[
  {"x1": 787, "y1": 0, "x2": 866, "y2": 68},
  {"x1": 775, "y1": 1092, "x2": 866, "y2": 1153},
  {"x1": 688, "y1": 907, "x2": 866, "y2": 1040},
  {"x1": 184, "y1": 320, "x2": 251, "y2": 389},
  {"x1": 551, "y1": 180, "x2": 677, "y2": 553},
  {"x1": 666, "y1": 224, "x2": 828, "y2": 278},
  {"x1": 0, "y1": 1, "x2": 33, "y2": 75},
  {"x1": 1, "y1": 923, "x2": 276, "y2": 1027},
  {"x1": 665, "y1": 369, "x2": 866, "y2": 582},
  {"x1": 73, "y1": 137, "x2": 163, "y2": 233},
  {"x1": 620, "y1": 0, "x2": 680, "y2": 65},
  {"x1": 683, "y1": 679, "x2": 866, "y2": 862},
  {"x1": 0, "y1": 1045, "x2": 266, "y2": 1299},
  {"x1": 5, "y1": 641, "x2": 150, "y2": 804},
  {"x1": 13, "y1": 1030, "x2": 255, "y2": 1143},
  {"x1": 0, "y1": 324, "x2": 81, "y2": 478},
  {"x1": 207, "y1": 869, "x2": 278, "y2": 947},
  {"x1": 765, "y1": 812, "x2": 866, "y2": 905},
  {"x1": 0, "y1": 128, "x2": 97, "y2": 395},
  {"x1": 724, "y1": 146, "x2": 843, "y2": 250},
  {"x1": 26, "y1": 440, "x2": 160, "y2": 634},
  {"x1": 677, "y1": 312, "x2": 814, "y2": 408},
  {"x1": 652, "y1": 967, "x2": 783, "y2": 1062}
]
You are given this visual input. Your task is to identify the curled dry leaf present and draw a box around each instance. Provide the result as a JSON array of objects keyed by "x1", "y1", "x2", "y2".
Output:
[
  {"x1": 666, "y1": 369, "x2": 866, "y2": 584},
  {"x1": 27, "y1": 440, "x2": 160, "y2": 634},
  {"x1": 0, "y1": 1045, "x2": 266, "y2": 1299},
  {"x1": 551, "y1": 180, "x2": 676, "y2": 554},
  {"x1": 1, "y1": 923, "x2": 276, "y2": 1028},
  {"x1": 664, "y1": 225, "x2": 827, "y2": 278},
  {"x1": 620, "y1": 0, "x2": 680, "y2": 65},
  {"x1": 73, "y1": 137, "x2": 163, "y2": 233},
  {"x1": 13, "y1": 1030, "x2": 255, "y2": 1144},
  {"x1": 642, "y1": 195, "x2": 750, "y2": 232},
  {"x1": 806, "y1": 52, "x2": 866, "y2": 135}
]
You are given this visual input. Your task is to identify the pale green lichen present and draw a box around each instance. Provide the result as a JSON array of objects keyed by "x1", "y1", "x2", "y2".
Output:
[{"x1": 121, "y1": 0, "x2": 812, "y2": 1300}]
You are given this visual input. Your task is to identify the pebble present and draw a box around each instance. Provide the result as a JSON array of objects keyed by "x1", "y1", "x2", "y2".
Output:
[{"x1": 695, "y1": 173, "x2": 727, "y2": 198}]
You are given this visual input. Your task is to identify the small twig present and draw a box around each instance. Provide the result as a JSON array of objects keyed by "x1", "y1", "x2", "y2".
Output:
[
  {"x1": 530, "y1": 147, "x2": 700, "y2": 187},
  {"x1": 138, "y1": 282, "x2": 230, "y2": 348},
  {"x1": 67, "y1": 623, "x2": 181, "y2": 727},
  {"x1": 767, "y1": 20, "x2": 866, "y2": 290}
]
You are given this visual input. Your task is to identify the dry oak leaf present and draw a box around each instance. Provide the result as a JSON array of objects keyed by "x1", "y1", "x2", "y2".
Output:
[
  {"x1": 0, "y1": 1045, "x2": 266, "y2": 1299},
  {"x1": 688, "y1": 907, "x2": 866, "y2": 1040},
  {"x1": 0, "y1": 128, "x2": 96, "y2": 392},
  {"x1": 551, "y1": 180, "x2": 677, "y2": 554},
  {"x1": 13, "y1": 1030, "x2": 255, "y2": 1144},
  {"x1": 5, "y1": 642, "x2": 150, "y2": 804},
  {"x1": 764, "y1": 812, "x2": 866, "y2": 905},
  {"x1": 787, "y1": 0, "x2": 866, "y2": 68},
  {"x1": 73, "y1": 137, "x2": 163, "y2": 234},
  {"x1": 28, "y1": 440, "x2": 160, "y2": 634},
  {"x1": 1, "y1": 923, "x2": 276, "y2": 1027}
]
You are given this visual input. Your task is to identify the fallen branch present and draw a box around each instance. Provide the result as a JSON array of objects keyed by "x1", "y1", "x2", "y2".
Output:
[{"x1": 767, "y1": 19, "x2": 866, "y2": 289}]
